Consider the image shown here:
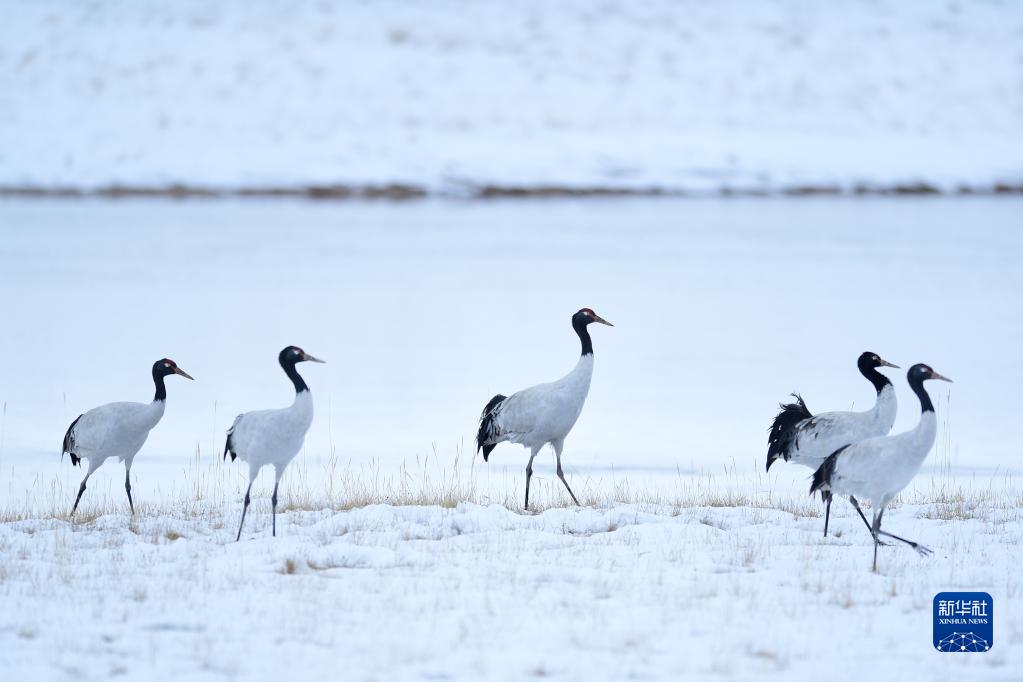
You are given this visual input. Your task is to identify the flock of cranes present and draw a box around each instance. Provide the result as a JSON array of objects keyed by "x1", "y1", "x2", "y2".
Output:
[
  {"x1": 768, "y1": 354, "x2": 951, "y2": 571},
  {"x1": 56, "y1": 307, "x2": 950, "y2": 570}
]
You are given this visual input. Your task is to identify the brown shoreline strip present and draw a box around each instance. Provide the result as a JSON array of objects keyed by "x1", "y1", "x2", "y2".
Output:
[{"x1": 0, "y1": 182, "x2": 1020, "y2": 200}]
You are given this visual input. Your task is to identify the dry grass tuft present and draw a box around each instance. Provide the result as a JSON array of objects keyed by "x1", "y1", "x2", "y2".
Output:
[{"x1": 1, "y1": 435, "x2": 1019, "y2": 526}]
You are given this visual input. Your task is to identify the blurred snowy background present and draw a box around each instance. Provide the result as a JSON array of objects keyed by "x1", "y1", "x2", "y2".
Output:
[
  {"x1": 2, "y1": 5, "x2": 1023, "y2": 681},
  {"x1": 1, "y1": 0, "x2": 1021, "y2": 194}
]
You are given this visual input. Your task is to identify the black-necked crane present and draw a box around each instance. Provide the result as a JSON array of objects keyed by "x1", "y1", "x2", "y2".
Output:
[
  {"x1": 224, "y1": 346, "x2": 324, "y2": 541},
  {"x1": 767, "y1": 351, "x2": 899, "y2": 536},
  {"x1": 62, "y1": 358, "x2": 194, "y2": 517},
  {"x1": 811, "y1": 363, "x2": 951, "y2": 571},
  {"x1": 476, "y1": 308, "x2": 612, "y2": 511}
]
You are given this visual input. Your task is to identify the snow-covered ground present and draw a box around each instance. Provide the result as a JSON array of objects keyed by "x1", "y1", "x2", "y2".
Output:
[
  {"x1": 2, "y1": 1, "x2": 1021, "y2": 193},
  {"x1": 2, "y1": 494, "x2": 1020, "y2": 681}
]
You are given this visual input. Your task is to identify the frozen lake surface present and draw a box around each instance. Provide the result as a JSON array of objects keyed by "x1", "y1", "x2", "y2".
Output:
[{"x1": 0, "y1": 197, "x2": 1020, "y2": 507}]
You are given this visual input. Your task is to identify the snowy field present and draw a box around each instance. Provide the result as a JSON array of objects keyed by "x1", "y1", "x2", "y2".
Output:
[
  {"x1": 2, "y1": 492, "x2": 1021, "y2": 681},
  {"x1": 1, "y1": 0, "x2": 1021, "y2": 194}
]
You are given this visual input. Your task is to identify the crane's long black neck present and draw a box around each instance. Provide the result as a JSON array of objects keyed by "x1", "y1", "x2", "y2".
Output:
[
  {"x1": 282, "y1": 359, "x2": 309, "y2": 393},
  {"x1": 573, "y1": 317, "x2": 593, "y2": 356},
  {"x1": 152, "y1": 370, "x2": 167, "y2": 402},
  {"x1": 908, "y1": 374, "x2": 934, "y2": 414},
  {"x1": 858, "y1": 362, "x2": 891, "y2": 395}
]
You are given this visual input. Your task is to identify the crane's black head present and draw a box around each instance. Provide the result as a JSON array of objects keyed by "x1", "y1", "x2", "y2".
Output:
[
  {"x1": 279, "y1": 346, "x2": 326, "y2": 367},
  {"x1": 572, "y1": 308, "x2": 613, "y2": 329},
  {"x1": 151, "y1": 358, "x2": 193, "y2": 402},
  {"x1": 572, "y1": 308, "x2": 613, "y2": 356},
  {"x1": 152, "y1": 358, "x2": 194, "y2": 381},
  {"x1": 906, "y1": 363, "x2": 953, "y2": 413},
  {"x1": 857, "y1": 351, "x2": 899, "y2": 393},
  {"x1": 279, "y1": 346, "x2": 325, "y2": 394},
  {"x1": 857, "y1": 351, "x2": 898, "y2": 372},
  {"x1": 907, "y1": 363, "x2": 952, "y2": 385}
]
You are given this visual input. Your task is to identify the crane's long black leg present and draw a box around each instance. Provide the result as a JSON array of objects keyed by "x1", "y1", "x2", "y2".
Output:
[
  {"x1": 875, "y1": 529, "x2": 932, "y2": 555},
  {"x1": 70, "y1": 473, "x2": 91, "y2": 519},
  {"x1": 556, "y1": 443, "x2": 581, "y2": 507},
  {"x1": 124, "y1": 467, "x2": 135, "y2": 515},
  {"x1": 236, "y1": 482, "x2": 253, "y2": 542},
  {"x1": 874, "y1": 508, "x2": 933, "y2": 556},
  {"x1": 849, "y1": 495, "x2": 888, "y2": 545},
  {"x1": 849, "y1": 496, "x2": 874, "y2": 533},
  {"x1": 871, "y1": 510, "x2": 881, "y2": 573},
  {"x1": 823, "y1": 491, "x2": 832, "y2": 537},
  {"x1": 524, "y1": 448, "x2": 539, "y2": 511},
  {"x1": 556, "y1": 466, "x2": 580, "y2": 506},
  {"x1": 271, "y1": 480, "x2": 279, "y2": 538}
]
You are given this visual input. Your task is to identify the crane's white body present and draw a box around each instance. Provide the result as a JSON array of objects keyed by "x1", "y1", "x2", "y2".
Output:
[
  {"x1": 63, "y1": 359, "x2": 192, "y2": 517},
  {"x1": 812, "y1": 363, "x2": 949, "y2": 570},
  {"x1": 477, "y1": 308, "x2": 611, "y2": 509},
  {"x1": 225, "y1": 346, "x2": 323, "y2": 541},
  {"x1": 823, "y1": 410, "x2": 937, "y2": 509},
  {"x1": 226, "y1": 390, "x2": 313, "y2": 482},
  {"x1": 787, "y1": 385, "x2": 897, "y2": 468},
  {"x1": 67, "y1": 400, "x2": 166, "y2": 474},
  {"x1": 490, "y1": 354, "x2": 593, "y2": 452}
]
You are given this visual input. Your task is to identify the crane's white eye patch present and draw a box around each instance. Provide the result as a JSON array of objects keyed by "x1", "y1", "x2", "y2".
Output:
[{"x1": 164, "y1": 362, "x2": 171, "y2": 368}]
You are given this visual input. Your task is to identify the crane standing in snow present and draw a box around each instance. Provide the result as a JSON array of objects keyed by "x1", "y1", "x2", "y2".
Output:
[
  {"x1": 62, "y1": 358, "x2": 194, "y2": 517},
  {"x1": 767, "y1": 351, "x2": 899, "y2": 536},
  {"x1": 811, "y1": 363, "x2": 951, "y2": 571},
  {"x1": 476, "y1": 308, "x2": 613, "y2": 510},
  {"x1": 224, "y1": 346, "x2": 324, "y2": 541}
]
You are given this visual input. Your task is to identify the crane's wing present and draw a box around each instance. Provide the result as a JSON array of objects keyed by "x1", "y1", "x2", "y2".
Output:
[
  {"x1": 223, "y1": 407, "x2": 290, "y2": 460},
  {"x1": 493, "y1": 383, "x2": 558, "y2": 442},
  {"x1": 63, "y1": 402, "x2": 144, "y2": 456},
  {"x1": 797, "y1": 413, "x2": 846, "y2": 443},
  {"x1": 829, "y1": 436, "x2": 892, "y2": 491},
  {"x1": 789, "y1": 409, "x2": 877, "y2": 466}
]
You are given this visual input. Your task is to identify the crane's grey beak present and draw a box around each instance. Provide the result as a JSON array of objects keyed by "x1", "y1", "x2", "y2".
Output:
[
  {"x1": 931, "y1": 371, "x2": 952, "y2": 383},
  {"x1": 174, "y1": 367, "x2": 195, "y2": 380},
  {"x1": 302, "y1": 352, "x2": 326, "y2": 364},
  {"x1": 879, "y1": 359, "x2": 900, "y2": 369},
  {"x1": 593, "y1": 315, "x2": 614, "y2": 327}
]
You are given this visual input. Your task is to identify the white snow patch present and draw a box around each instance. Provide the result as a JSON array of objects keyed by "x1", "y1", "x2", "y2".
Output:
[{"x1": 1, "y1": 501, "x2": 1019, "y2": 680}]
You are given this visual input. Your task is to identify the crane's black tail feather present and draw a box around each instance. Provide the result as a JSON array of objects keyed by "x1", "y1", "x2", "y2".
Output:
[
  {"x1": 62, "y1": 414, "x2": 83, "y2": 467},
  {"x1": 476, "y1": 394, "x2": 507, "y2": 462},
  {"x1": 223, "y1": 415, "x2": 242, "y2": 462},
  {"x1": 810, "y1": 444, "x2": 850, "y2": 500},
  {"x1": 766, "y1": 393, "x2": 812, "y2": 471},
  {"x1": 223, "y1": 431, "x2": 236, "y2": 462}
]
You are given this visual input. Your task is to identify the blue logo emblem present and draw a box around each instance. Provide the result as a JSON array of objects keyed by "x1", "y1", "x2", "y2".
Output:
[{"x1": 933, "y1": 592, "x2": 993, "y2": 652}]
